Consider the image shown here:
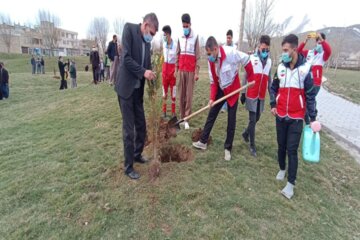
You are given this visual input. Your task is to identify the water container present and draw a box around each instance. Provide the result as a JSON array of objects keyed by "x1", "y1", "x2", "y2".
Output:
[{"x1": 302, "y1": 125, "x2": 320, "y2": 163}]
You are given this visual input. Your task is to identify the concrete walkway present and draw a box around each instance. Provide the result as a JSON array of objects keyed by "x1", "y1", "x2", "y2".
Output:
[{"x1": 317, "y1": 86, "x2": 360, "y2": 153}]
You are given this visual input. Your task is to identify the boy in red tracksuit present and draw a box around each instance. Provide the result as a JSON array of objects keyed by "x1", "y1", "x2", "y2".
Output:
[
  {"x1": 298, "y1": 32, "x2": 331, "y2": 124},
  {"x1": 161, "y1": 25, "x2": 177, "y2": 118},
  {"x1": 241, "y1": 35, "x2": 272, "y2": 157},
  {"x1": 192, "y1": 36, "x2": 251, "y2": 161},
  {"x1": 270, "y1": 34, "x2": 317, "y2": 200}
]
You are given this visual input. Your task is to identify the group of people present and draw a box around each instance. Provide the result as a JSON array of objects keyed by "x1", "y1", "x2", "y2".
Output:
[
  {"x1": 58, "y1": 57, "x2": 77, "y2": 90},
  {"x1": 115, "y1": 12, "x2": 331, "y2": 199},
  {"x1": 30, "y1": 55, "x2": 45, "y2": 74}
]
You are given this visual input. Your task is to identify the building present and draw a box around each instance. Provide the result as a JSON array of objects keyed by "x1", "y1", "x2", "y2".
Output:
[{"x1": 0, "y1": 21, "x2": 92, "y2": 56}]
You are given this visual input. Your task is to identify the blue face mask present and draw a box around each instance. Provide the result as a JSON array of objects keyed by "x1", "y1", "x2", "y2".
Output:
[
  {"x1": 144, "y1": 34, "x2": 152, "y2": 43},
  {"x1": 315, "y1": 44, "x2": 323, "y2": 53},
  {"x1": 260, "y1": 51, "x2": 268, "y2": 59},
  {"x1": 183, "y1": 28, "x2": 190, "y2": 36},
  {"x1": 281, "y1": 52, "x2": 292, "y2": 63},
  {"x1": 208, "y1": 54, "x2": 216, "y2": 63}
]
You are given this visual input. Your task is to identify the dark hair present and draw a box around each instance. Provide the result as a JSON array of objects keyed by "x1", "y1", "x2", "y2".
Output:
[
  {"x1": 144, "y1": 12, "x2": 159, "y2": 31},
  {"x1": 226, "y1": 29, "x2": 233, "y2": 37},
  {"x1": 260, "y1": 35, "x2": 270, "y2": 46},
  {"x1": 113, "y1": 34, "x2": 117, "y2": 39},
  {"x1": 282, "y1": 34, "x2": 298, "y2": 47},
  {"x1": 205, "y1": 36, "x2": 218, "y2": 51},
  {"x1": 316, "y1": 32, "x2": 326, "y2": 41},
  {"x1": 162, "y1": 25, "x2": 172, "y2": 35},
  {"x1": 182, "y1": 13, "x2": 191, "y2": 24}
]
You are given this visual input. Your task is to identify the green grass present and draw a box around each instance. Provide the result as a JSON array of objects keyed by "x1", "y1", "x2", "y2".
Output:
[
  {"x1": 0, "y1": 53, "x2": 91, "y2": 74},
  {"x1": 324, "y1": 68, "x2": 360, "y2": 104},
  {"x1": 0, "y1": 61, "x2": 359, "y2": 239}
]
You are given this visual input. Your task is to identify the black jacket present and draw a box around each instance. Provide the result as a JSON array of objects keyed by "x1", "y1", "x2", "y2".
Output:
[
  {"x1": 115, "y1": 23, "x2": 151, "y2": 99},
  {"x1": 106, "y1": 41, "x2": 118, "y2": 61},
  {"x1": 58, "y1": 61, "x2": 67, "y2": 74},
  {"x1": 270, "y1": 53, "x2": 317, "y2": 121},
  {"x1": 0, "y1": 67, "x2": 9, "y2": 84},
  {"x1": 90, "y1": 50, "x2": 100, "y2": 67}
]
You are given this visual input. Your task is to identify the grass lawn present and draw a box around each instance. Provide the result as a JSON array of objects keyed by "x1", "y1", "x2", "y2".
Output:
[
  {"x1": 0, "y1": 60, "x2": 359, "y2": 239},
  {"x1": 324, "y1": 68, "x2": 360, "y2": 104}
]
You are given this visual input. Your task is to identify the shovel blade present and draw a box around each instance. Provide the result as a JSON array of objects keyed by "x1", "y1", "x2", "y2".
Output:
[{"x1": 168, "y1": 116, "x2": 181, "y2": 131}]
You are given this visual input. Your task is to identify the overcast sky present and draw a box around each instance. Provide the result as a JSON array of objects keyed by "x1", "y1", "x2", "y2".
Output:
[{"x1": 1, "y1": 0, "x2": 358, "y2": 43}]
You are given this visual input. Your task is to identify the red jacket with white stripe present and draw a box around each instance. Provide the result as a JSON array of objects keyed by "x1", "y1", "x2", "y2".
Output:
[
  {"x1": 245, "y1": 53, "x2": 272, "y2": 100},
  {"x1": 208, "y1": 46, "x2": 251, "y2": 107},
  {"x1": 270, "y1": 54, "x2": 317, "y2": 121},
  {"x1": 177, "y1": 29, "x2": 199, "y2": 72},
  {"x1": 298, "y1": 40, "x2": 331, "y2": 86}
]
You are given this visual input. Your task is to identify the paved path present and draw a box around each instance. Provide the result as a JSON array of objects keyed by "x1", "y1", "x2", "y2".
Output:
[{"x1": 317, "y1": 86, "x2": 360, "y2": 152}]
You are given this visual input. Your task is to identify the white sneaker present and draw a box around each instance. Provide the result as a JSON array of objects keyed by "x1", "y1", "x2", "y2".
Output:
[
  {"x1": 276, "y1": 170, "x2": 286, "y2": 181},
  {"x1": 184, "y1": 121, "x2": 190, "y2": 130},
  {"x1": 281, "y1": 182, "x2": 295, "y2": 200},
  {"x1": 192, "y1": 141, "x2": 207, "y2": 150},
  {"x1": 224, "y1": 150, "x2": 231, "y2": 161}
]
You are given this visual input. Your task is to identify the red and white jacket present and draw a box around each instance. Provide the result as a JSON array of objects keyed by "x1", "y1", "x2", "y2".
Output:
[
  {"x1": 177, "y1": 30, "x2": 199, "y2": 72},
  {"x1": 208, "y1": 46, "x2": 250, "y2": 107},
  {"x1": 162, "y1": 40, "x2": 177, "y2": 74},
  {"x1": 270, "y1": 54, "x2": 317, "y2": 120},
  {"x1": 245, "y1": 53, "x2": 272, "y2": 100},
  {"x1": 298, "y1": 41, "x2": 331, "y2": 86}
]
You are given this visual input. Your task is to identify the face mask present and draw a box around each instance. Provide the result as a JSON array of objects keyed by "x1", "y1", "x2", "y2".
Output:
[
  {"x1": 260, "y1": 51, "x2": 268, "y2": 59},
  {"x1": 315, "y1": 44, "x2": 323, "y2": 53},
  {"x1": 143, "y1": 26, "x2": 153, "y2": 43},
  {"x1": 281, "y1": 52, "x2": 292, "y2": 63},
  {"x1": 208, "y1": 55, "x2": 216, "y2": 62},
  {"x1": 183, "y1": 28, "x2": 190, "y2": 36}
]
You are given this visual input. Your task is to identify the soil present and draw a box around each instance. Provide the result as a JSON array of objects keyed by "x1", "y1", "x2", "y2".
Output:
[{"x1": 191, "y1": 128, "x2": 212, "y2": 145}]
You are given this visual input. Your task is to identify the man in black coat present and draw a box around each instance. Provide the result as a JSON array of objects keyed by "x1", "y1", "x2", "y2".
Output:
[
  {"x1": 90, "y1": 46, "x2": 100, "y2": 84},
  {"x1": 115, "y1": 13, "x2": 158, "y2": 179},
  {"x1": 58, "y1": 56, "x2": 68, "y2": 90},
  {"x1": 106, "y1": 35, "x2": 119, "y2": 84}
]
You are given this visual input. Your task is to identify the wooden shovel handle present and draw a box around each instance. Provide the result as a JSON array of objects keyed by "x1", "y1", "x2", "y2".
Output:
[{"x1": 183, "y1": 81, "x2": 255, "y2": 122}]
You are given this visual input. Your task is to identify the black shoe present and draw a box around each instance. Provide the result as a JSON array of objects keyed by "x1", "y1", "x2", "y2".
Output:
[
  {"x1": 249, "y1": 146, "x2": 257, "y2": 157},
  {"x1": 242, "y1": 129, "x2": 249, "y2": 143},
  {"x1": 162, "y1": 112, "x2": 167, "y2": 119},
  {"x1": 125, "y1": 170, "x2": 140, "y2": 179},
  {"x1": 134, "y1": 156, "x2": 148, "y2": 164}
]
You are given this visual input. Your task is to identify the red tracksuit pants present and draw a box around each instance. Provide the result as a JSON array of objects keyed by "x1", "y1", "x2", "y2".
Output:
[{"x1": 162, "y1": 63, "x2": 176, "y2": 114}]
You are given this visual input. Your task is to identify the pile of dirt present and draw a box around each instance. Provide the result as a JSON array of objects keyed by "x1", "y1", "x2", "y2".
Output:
[
  {"x1": 145, "y1": 118, "x2": 177, "y2": 147},
  {"x1": 191, "y1": 128, "x2": 212, "y2": 145},
  {"x1": 159, "y1": 143, "x2": 194, "y2": 163}
]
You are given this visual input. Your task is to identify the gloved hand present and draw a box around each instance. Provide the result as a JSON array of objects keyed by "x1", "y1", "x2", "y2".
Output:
[{"x1": 240, "y1": 93, "x2": 246, "y2": 105}]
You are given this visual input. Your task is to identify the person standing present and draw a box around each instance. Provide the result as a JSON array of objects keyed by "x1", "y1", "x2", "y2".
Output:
[
  {"x1": 298, "y1": 32, "x2": 332, "y2": 124},
  {"x1": 40, "y1": 56, "x2": 45, "y2": 74},
  {"x1": 192, "y1": 37, "x2": 251, "y2": 161},
  {"x1": 115, "y1": 13, "x2": 159, "y2": 179},
  {"x1": 270, "y1": 34, "x2": 317, "y2": 199},
  {"x1": 220, "y1": 29, "x2": 237, "y2": 113},
  {"x1": 176, "y1": 13, "x2": 200, "y2": 130},
  {"x1": 106, "y1": 35, "x2": 120, "y2": 85},
  {"x1": 36, "y1": 57, "x2": 41, "y2": 74},
  {"x1": 90, "y1": 45, "x2": 100, "y2": 84},
  {"x1": 99, "y1": 59, "x2": 105, "y2": 81},
  {"x1": 0, "y1": 62, "x2": 9, "y2": 100},
  {"x1": 70, "y1": 60, "x2": 77, "y2": 88},
  {"x1": 241, "y1": 35, "x2": 272, "y2": 157},
  {"x1": 161, "y1": 25, "x2": 177, "y2": 118},
  {"x1": 58, "y1": 56, "x2": 68, "y2": 90},
  {"x1": 104, "y1": 55, "x2": 110, "y2": 81},
  {"x1": 31, "y1": 55, "x2": 36, "y2": 74}
]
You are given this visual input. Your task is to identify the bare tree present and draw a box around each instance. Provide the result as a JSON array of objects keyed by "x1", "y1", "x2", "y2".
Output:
[
  {"x1": 38, "y1": 10, "x2": 61, "y2": 56},
  {"x1": 238, "y1": 0, "x2": 246, "y2": 50},
  {"x1": 0, "y1": 13, "x2": 14, "y2": 53},
  {"x1": 113, "y1": 18, "x2": 125, "y2": 40},
  {"x1": 87, "y1": 17, "x2": 109, "y2": 54},
  {"x1": 289, "y1": 14, "x2": 311, "y2": 34},
  {"x1": 244, "y1": 0, "x2": 277, "y2": 50},
  {"x1": 330, "y1": 27, "x2": 347, "y2": 78}
]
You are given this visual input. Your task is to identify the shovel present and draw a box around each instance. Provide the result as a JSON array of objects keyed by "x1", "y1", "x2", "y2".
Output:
[{"x1": 168, "y1": 81, "x2": 255, "y2": 131}]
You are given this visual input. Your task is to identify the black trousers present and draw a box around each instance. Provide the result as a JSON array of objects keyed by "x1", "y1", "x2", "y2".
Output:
[
  {"x1": 200, "y1": 89, "x2": 239, "y2": 151},
  {"x1": 92, "y1": 66, "x2": 99, "y2": 83},
  {"x1": 59, "y1": 72, "x2": 67, "y2": 90},
  {"x1": 276, "y1": 117, "x2": 303, "y2": 185},
  {"x1": 118, "y1": 88, "x2": 146, "y2": 173},
  {"x1": 245, "y1": 100, "x2": 261, "y2": 147}
]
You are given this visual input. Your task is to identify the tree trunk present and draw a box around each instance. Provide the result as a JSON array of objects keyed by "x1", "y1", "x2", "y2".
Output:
[{"x1": 238, "y1": 0, "x2": 246, "y2": 50}]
